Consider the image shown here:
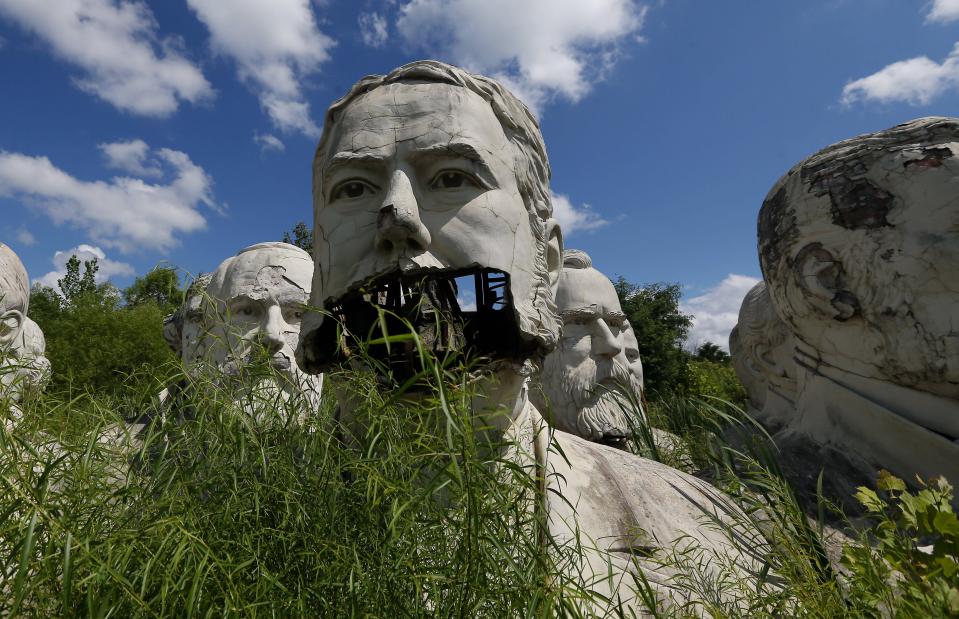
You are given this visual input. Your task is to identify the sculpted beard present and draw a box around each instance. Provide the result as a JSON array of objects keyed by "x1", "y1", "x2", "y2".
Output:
[{"x1": 544, "y1": 352, "x2": 642, "y2": 442}]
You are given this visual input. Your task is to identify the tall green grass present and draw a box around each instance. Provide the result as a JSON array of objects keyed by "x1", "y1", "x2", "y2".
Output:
[{"x1": 2, "y1": 333, "x2": 955, "y2": 616}]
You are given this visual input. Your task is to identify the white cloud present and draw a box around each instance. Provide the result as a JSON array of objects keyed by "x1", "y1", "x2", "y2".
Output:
[
  {"x1": 395, "y1": 0, "x2": 648, "y2": 114},
  {"x1": 186, "y1": 0, "x2": 334, "y2": 136},
  {"x1": 927, "y1": 0, "x2": 959, "y2": 23},
  {"x1": 98, "y1": 138, "x2": 162, "y2": 177},
  {"x1": 0, "y1": 141, "x2": 216, "y2": 253},
  {"x1": 550, "y1": 191, "x2": 608, "y2": 236},
  {"x1": 681, "y1": 274, "x2": 761, "y2": 352},
  {"x1": 36, "y1": 244, "x2": 134, "y2": 290},
  {"x1": 253, "y1": 132, "x2": 285, "y2": 153},
  {"x1": 841, "y1": 43, "x2": 959, "y2": 106},
  {"x1": 15, "y1": 227, "x2": 35, "y2": 246},
  {"x1": 359, "y1": 12, "x2": 389, "y2": 48},
  {"x1": 0, "y1": 0, "x2": 213, "y2": 116}
]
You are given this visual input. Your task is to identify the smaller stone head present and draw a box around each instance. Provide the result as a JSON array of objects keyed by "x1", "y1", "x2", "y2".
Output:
[
  {"x1": 534, "y1": 249, "x2": 644, "y2": 445},
  {"x1": 0, "y1": 243, "x2": 29, "y2": 356},
  {"x1": 759, "y1": 117, "x2": 959, "y2": 399},
  {"x1": 167, "y1": 243, "x2": 317, "y2": 399},
  {"x1": 1, "y1": 243, "x2": 31, "y2": 398},
  {"x1": 14, "y1": 318, "x2": 51, "y2": 399},
  {"x1": 730, "y1": 281, "x2": 797, "y2": 418},
  {"x1": 163, "y1": 272, "x2": 213, "y2": 366}
]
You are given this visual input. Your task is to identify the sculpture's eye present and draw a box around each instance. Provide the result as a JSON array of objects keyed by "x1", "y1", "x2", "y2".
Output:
[
  {"x1": 332, "y1": 180, "x2": 376, "y2": 201},
  {"x1": 430, "y1": 170, "x2": 477, "y2": 190}
]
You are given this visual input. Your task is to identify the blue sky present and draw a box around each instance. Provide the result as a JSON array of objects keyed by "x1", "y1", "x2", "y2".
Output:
[{"x1": 2, "y1": 0, "x2": 958, "y2": 349}]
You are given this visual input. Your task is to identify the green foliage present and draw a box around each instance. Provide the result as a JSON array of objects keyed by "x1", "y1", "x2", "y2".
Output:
[
  {"x1": 28, "y1": 257, "x2": 180, "y2": 400},
  {"x1": 687, "y1": 358, "x2": 746, "y2": 408},
  {"x1": 282, "y1": 221, "x2": 313, "y2": 254},
  {"x1": 842, "y1": 472, "x2": 959, "y2": 616},
  {"x1": 695, "y1": 341, "x2": 730, "y2": 364},
  {"x1": 1, "y1": 338, "x2": 597, "y2": 617},
  {"x1": 122, "y1": 266, "x2": 184, "y2": 314},
  {"x1": 613, "y1": 278, "x2": 693, "y2": 398},
  {"x1": 56, "y1": 255, "x2": 98, "y2": 305}
]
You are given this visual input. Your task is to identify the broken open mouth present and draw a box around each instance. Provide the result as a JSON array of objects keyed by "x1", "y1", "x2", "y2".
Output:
[{"x1": 300, "y1": 268, "x2": 539, "y2": 381}]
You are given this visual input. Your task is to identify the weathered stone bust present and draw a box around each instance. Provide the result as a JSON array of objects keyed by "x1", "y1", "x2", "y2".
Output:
[
  {"x1": 729, "y1": 281, "x2": 796, "y2": 432},
  {"x1": 297, "y1": 60, "x2": 765, "y2": 613},
  {"x1": 0, "y1": 243, "x2": 48, "y2": 407},
  {"x1": 758, "y1": 116, "x2": 959, "y2": 485},
  {"x1": 533, "y1": 249, "x2": 644, "y2": 446},
  {"x1": 164, "y1": 243, "x2": 322, "y2": 416}
]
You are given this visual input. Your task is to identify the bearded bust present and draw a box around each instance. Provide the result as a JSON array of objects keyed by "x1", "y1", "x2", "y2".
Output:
[
  {"x1": 162, "y1": 243, "x2": 322, "y2": 422},
  {"x1": 533, "y1": 249, "x2": 645, "y2": 447}
]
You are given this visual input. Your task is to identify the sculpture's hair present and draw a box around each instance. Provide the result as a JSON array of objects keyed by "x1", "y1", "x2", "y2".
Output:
[
  {"x1": 0, "y1": 243, "x2": 29, "y2": 316},
  {"x1": 562, "y1": 249, "x2": 592, "y2": 270},
  {"x1": 312, "y1": 60, "x2": 560, "y2": 349},
  {"x1": 237, "y1": 242, "x2": 311, "y2": 260},
  {"x1": 758, "y1": 116, "x2": 959, "y2": 336}
]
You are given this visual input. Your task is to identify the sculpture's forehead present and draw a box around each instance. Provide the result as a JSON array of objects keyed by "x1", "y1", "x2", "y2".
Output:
[
  {"x1": 328, "y1": 82, "x2": 510, "y2": 156},
  {"x1": 213, "y1": 250, "x2": 312, "y2": 300},
  {"x1": 557, "y1": 268, "x2": 622, "y2": 315}
]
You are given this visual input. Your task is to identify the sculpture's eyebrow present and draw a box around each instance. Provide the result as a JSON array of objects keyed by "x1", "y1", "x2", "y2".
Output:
[
  {"x1": 323, "y1": 151, "x2": 388, "y2": 185},
  {"x1": 561, "y1": 305, "x2": 601, "y2": 322},
  {"x1": 410, "y1": 141, "x2": 498, "y2": 185},
  {"x1": 604, "y1": 310, "x2": 627, "y2": 325}
]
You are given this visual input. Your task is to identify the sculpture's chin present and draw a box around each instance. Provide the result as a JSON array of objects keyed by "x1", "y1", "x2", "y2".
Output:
[{"x1": 299, "y1": 267, "x2": 540, "y2": 382}]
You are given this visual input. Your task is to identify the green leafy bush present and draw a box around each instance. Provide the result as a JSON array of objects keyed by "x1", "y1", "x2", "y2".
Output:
[
  {"x1": 687, "y1": 358, "x2": 747, "y2": 409},
  {"x1": 842, "y1": 472, "x2": 959, "y2": 617}
]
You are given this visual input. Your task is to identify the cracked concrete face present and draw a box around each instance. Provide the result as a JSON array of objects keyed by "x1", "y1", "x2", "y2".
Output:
[
  {"x1": 534, "y1": 250, "x2": 644, "y2": 445},
  {"x1": 0, "y1": 243, "x2": 47, "y2": 403},
  {"x1": 300, "y1": 61, "x2": 561, "y2": 373},
  {"x1": 759, "y1": 117, "x2": 959, "y2": 400},
  {"x1": 171, "y1": 243, "x2": 321, "y2": 404},
  {"x1": 729, "y1": 281, "x2": 797, "y2": 431},
  {"x1": 298, "y1": 61, "x2": 764, "y2": 612}
]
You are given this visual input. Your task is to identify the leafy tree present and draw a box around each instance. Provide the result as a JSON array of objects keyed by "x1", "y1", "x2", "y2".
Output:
[
  {"x1": 695, "y1": 341, "x2": 731, "y2": 364},
  {"x1": 28, "y1": 256, "x2": 179, "y2": 399},
  {"x1": 614, "y1": 278, "x2": 693, "y2": 398},
  {"x1": 282, "y1": 221, "x2": 313, "y2": 254},
  {"x1": 57, "y1": 255, "x2": 98, "y2": 304},
  {"x1": 123, "y1": 266, "x2": 184, "y2": 314}
]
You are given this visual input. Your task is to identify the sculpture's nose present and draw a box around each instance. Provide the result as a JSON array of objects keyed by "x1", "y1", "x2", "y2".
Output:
[
  {"x1": 258, "y1": 305, "x2": 286, "y2": 355},
  {"x1": 375, "y1": 169, "x2": 431, "y2": 253},
  {"x1": 592, "y1": 319, "x2": 624, "y2": 359}
]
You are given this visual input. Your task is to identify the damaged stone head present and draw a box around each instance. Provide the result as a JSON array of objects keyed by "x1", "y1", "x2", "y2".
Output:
[
  {"x1": 759, "y1": 117, "x2": 959, "y2": 485},
  {"x1": 0, "y1": 243, "x2": 48, "y2": 404},
  {"x1": 759, "y1": 116, "x2": 959, "y2": 400},
  {"x1": 533, "y1": 249, "x2": 644, "y2": 446},
  {"x1": 729, "y1": 281, "x2": 796, "y2": 431},
  {"x1": 298, "y1": 60, "x2": 562, "y2": 378},
  {"x1": 166, "y1": 243, "x2": 321, "y2": 406}
]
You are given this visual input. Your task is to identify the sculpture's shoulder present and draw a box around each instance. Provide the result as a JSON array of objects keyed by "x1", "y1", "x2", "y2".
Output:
[{"x1": 548, "y1": 430, "x2": 748, "y2": 554}]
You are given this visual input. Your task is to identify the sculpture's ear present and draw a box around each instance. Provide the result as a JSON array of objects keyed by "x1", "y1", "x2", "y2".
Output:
[
  {"x1": 792, "y1": 242, "x2": 860, "y2": 321},
  {"x1": 0, "y1": 309, "x2": 24, "y2": 349},
  {"x1": 544, "y1": 218, "x2": 563, "y2": 297}
]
